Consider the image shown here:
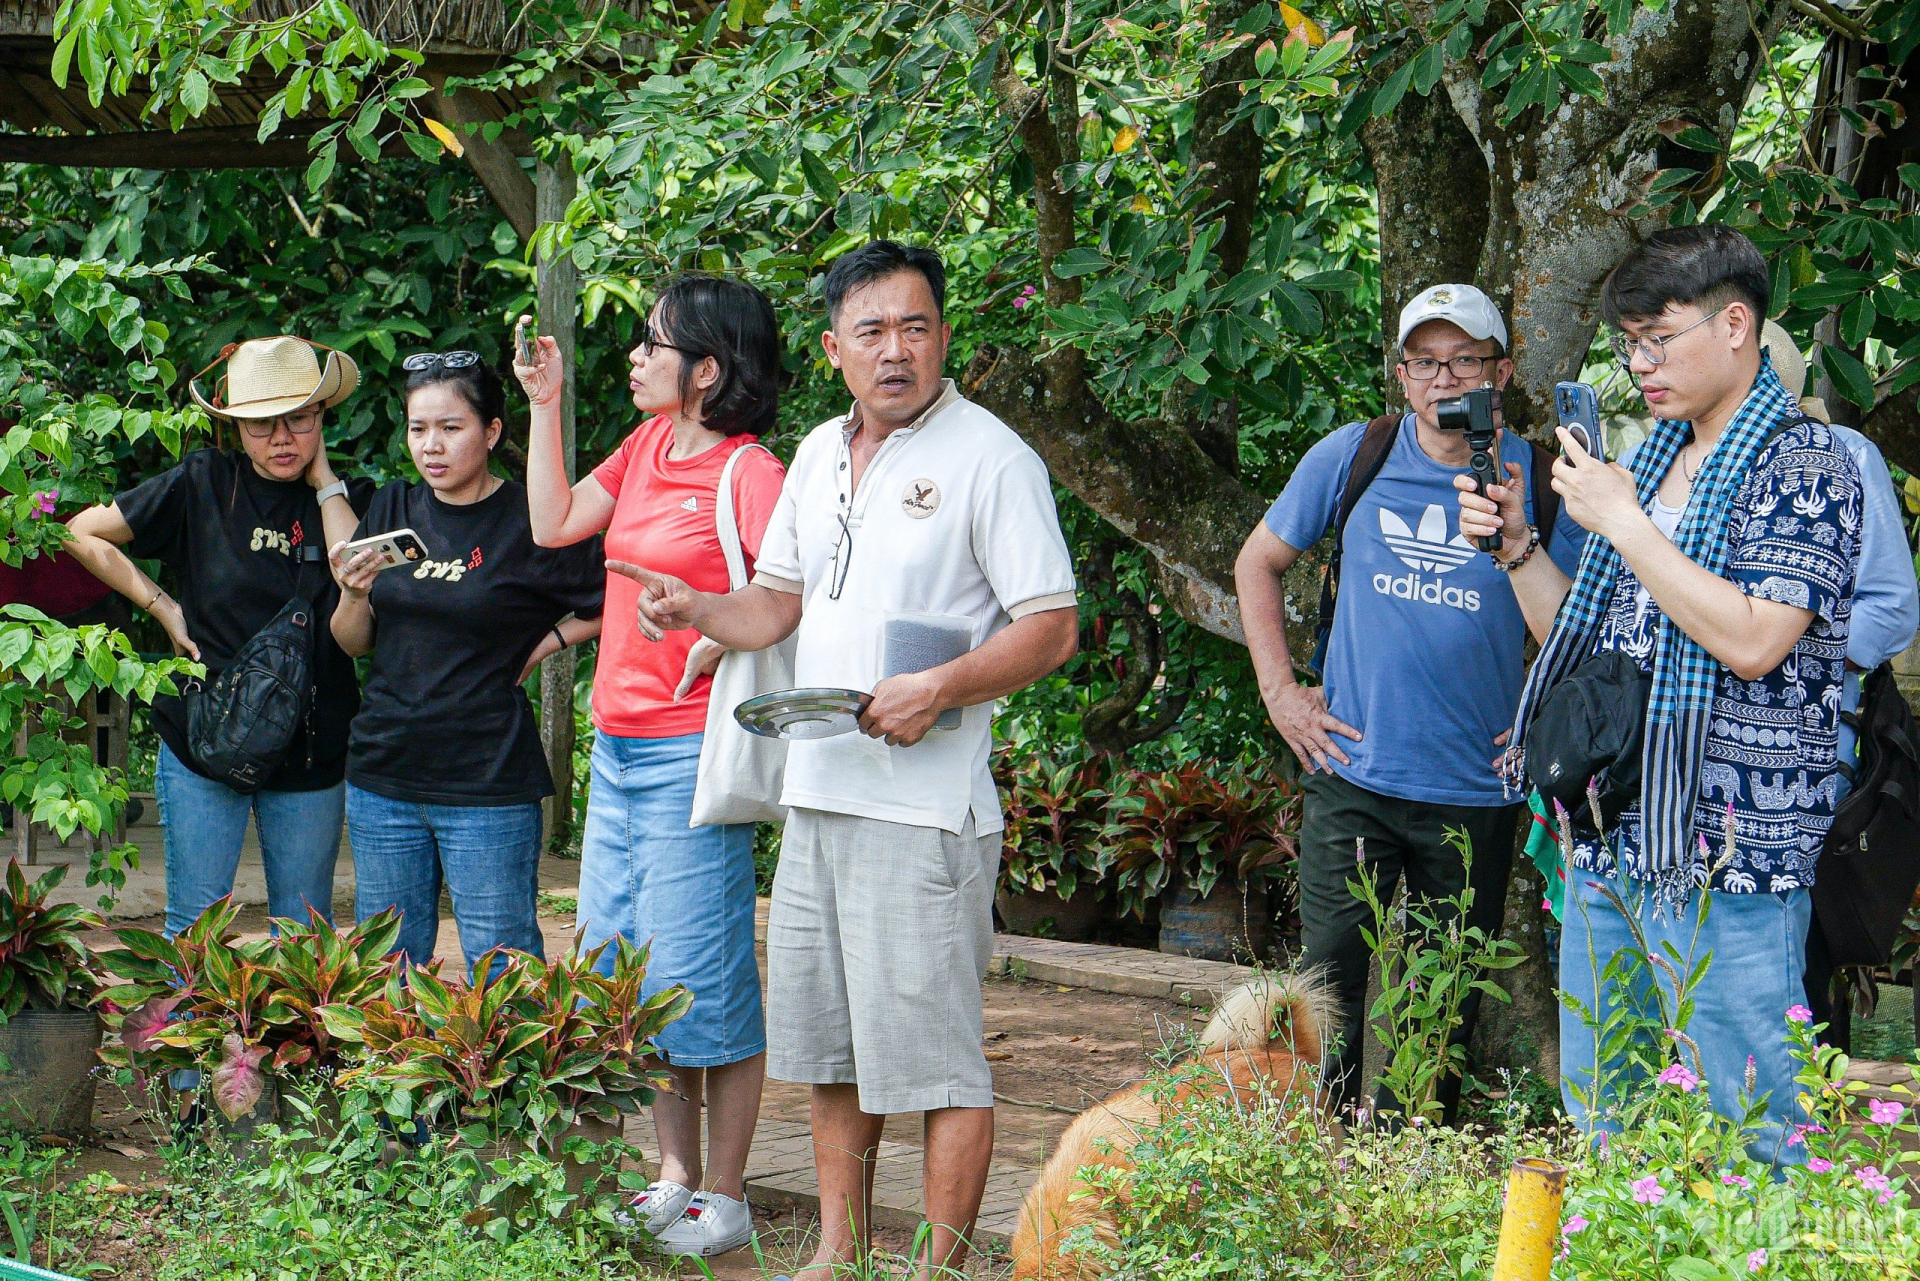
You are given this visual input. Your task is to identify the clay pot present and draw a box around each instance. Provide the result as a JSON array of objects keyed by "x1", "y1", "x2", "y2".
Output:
[
  {"x1": 995, "y1": 883, "x2": 1104, "y2": 941},
  {"x1": 1158, "y1": 878, "x2": 1269, "y2": 962},
  {"x1": 0, "y1": 1008, "x2": 102, "y2": 1134}
]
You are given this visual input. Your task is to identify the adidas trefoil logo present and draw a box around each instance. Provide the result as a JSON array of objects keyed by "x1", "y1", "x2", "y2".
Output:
[{"x1": 1379, "y1": 503, "x2": 1475, "y2": 574}]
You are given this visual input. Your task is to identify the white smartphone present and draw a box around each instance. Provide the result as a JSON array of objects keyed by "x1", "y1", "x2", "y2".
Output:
[{"x1": 336, "y1": 528, "x2": 428, "y2": 572}]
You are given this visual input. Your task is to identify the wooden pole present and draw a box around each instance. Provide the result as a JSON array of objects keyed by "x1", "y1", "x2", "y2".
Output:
[{"x1": 535, "y1": 107, "x2": 580, "y2": 853}]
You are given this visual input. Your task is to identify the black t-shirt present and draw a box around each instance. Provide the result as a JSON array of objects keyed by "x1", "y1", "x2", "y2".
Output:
[
  {"x1": 116, "y1": 448, "x2": 374, "y2": 791},
  {"x1": 347, "y1": 479, "x2": 604, "y2": 807}
]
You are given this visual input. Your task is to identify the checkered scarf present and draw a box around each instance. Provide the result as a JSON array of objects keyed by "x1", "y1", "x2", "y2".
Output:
[{"x1": 1508, "y1": 356, "x2": 1801, "y2": 901}]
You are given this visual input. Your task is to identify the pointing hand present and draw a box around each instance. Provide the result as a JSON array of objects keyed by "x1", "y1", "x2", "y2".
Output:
[{"x1": 605, "y1": 560, "x2": 707, "y2": 639}]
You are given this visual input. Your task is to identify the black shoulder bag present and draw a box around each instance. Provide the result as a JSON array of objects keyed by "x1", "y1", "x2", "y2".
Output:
[
  {"x1": 1811, "y1": 661, "x2": 1920, "y2": 967},
  {"x1": 185, "y1": 545, "x2": 327, "y2": 794}
]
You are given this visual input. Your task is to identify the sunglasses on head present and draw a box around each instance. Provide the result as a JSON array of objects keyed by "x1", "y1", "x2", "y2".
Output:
[{"x1": 402, "y1": 350, "x2": 483, "y2": 373}]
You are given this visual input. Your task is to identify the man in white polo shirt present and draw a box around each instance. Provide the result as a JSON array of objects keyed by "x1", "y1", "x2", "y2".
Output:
[{"x1": 606, "y1": 240, "x2": 1078, "y2": 1278}]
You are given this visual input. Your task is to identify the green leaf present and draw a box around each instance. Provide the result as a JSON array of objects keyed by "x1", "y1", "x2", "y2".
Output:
[
  {"x1": 798, "y1": 150, "x2": 841, "y2": 203},
  {"x1": 936, "y1": 12, "x2": 976, "y2": 52},
  {"x1": 1371, "y1": 58, "x2": 1416, "y2": 119},
  {"x1": 1820, "y1": 344, "x2": 1876, "y2": 411},
  {"x1": 305, "y1": 143, "x2": 338, "y2": 194},
  {"x1": 1050, "y1": 248, "x2": 1109, "y2": 279},
  {"x1": 742, "y1": 149, "x2": 781, "y2": 187},
  {"x1": 181, "y1": 69, "x2": 210, "y2": 117},
  {"x1": 49, "y1": 30, "x2": 78, "y2": 88}
]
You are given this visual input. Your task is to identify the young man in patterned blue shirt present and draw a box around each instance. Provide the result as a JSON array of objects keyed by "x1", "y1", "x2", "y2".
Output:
[{"x1": 1457, "y1": 225, "x2": 1863, "y2": 1165}]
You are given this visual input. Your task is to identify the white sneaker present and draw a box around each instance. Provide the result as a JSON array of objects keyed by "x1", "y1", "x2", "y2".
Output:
[
  {"x1": 621, "y1": 1180, "x2": 696, "y2": 1237},
  {"x1": 654, "y1": 1191, "x2": 755, "y2": 1257}
]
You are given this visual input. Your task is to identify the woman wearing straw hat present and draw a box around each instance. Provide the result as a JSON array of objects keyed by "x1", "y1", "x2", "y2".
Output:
[{"x1": 64, "y1": 336, "x2": 371, "y2": 935}]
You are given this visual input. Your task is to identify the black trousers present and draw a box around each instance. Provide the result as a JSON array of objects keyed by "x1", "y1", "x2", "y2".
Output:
[{"x1": 1296, "y1": 771, "x2": 1521, "y2": 1123}]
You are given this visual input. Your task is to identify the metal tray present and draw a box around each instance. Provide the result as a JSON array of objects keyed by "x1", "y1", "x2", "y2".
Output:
[{"x1": 734, "y1": 687, "x2": 872, "y2": 741}]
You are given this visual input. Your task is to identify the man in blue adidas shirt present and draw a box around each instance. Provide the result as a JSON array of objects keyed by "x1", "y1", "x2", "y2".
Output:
[{"x1": 1236, "y1": 283, "x2": 1587, "y2": 1121}]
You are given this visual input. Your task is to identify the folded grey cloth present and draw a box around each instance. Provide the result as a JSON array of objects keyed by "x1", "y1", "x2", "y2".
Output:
[{"x1": 883, "y1": 612, "x2": 972, "y2": 730}]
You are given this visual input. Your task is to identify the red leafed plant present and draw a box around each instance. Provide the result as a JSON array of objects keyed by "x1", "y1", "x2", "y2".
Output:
[
  {"x1": 996, "y1": 747, "x2": 1112, "y2": 901},
  {"x1": 1106, "y1": 762, "x2": 1300, "y2": 919},
  {"x1": 0, "y1": 858, "x2": 105, "y2": 1020},
  {"x1": 96, "y1": 898, "x2": 406, "y2": 1118}
]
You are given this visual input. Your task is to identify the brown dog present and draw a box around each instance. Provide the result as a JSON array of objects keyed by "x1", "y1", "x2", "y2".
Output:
[{"x1": 1007, "y1": 970, "x2": 1338, "y2": 1280}]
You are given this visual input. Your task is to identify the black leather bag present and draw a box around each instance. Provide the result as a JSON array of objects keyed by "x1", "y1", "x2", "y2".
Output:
[
  {"x1": 1812, "y1": 662, "x2": 1920, "y2": 967},
  {"x1": 185, "y1": 549, "x2": 325, "y2": 794},
  {"x1": 1526, "y1": 649, "x2": 1652, "y2": 835}
]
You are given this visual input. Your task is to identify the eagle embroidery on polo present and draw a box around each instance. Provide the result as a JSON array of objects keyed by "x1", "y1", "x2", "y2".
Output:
[{"x1": 902, "y1": 478, "x2": 940, "y2": 518}]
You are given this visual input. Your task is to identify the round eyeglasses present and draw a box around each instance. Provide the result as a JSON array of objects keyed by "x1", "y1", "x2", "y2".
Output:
[
  {"x1": 402, "y1": 350, "x2": 483, "y2": 373},
  {"x1": 1609, "y1": 306, "x2": 1726, "y2": 368}
]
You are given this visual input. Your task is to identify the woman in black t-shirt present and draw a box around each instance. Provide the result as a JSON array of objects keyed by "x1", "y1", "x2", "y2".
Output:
[
  {"x1": 64, "y1": 336, "x2": 368, "y2": 937},
  {"x1": 329, "y1": 355, "x2": 603, "y2": 970}
]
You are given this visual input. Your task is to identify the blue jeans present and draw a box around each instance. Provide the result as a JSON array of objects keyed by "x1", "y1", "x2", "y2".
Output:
[
  {"x1": 156, "y1": 743, "x2": 342, "y2": 937},
  {"x1": 346, "y1": 784, "x2": 545, "y2": 972},
  {"x1": 577, "y1": 731, "x2": 764, "y2": 1068},
  {"x1": 1560, "y1": 865, "x2": 1813, "y2": 1167}
]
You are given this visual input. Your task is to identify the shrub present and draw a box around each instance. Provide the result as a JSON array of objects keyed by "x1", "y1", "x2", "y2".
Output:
[
  {"x1": 96, "y1": 900, "x2": 407, "y2": 1117},
  {"x1": 996, "y1": 747, "x2": 1112, "y2": 901},
  {"x1": 1106, "y1": 762, "x2": 1300, "y2": 919},
  {"x1": 0, "y1": 859, "x2": 104, "y2": 1019}
]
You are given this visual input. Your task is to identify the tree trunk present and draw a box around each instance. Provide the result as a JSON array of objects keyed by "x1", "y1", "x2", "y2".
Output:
[{"x1": 535, "y1": 85, "x2": 580, "y2": 854}]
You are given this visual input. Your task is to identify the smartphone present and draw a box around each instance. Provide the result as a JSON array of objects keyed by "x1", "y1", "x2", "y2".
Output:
[
  {"x1": 1554, "y1": 381, "x2": 1607, "y2": 463},
  {"x1": 336, "y1": 528, "x2": 428, "y2": 572},
  {"x1": 514, "y1": 314, "x2": 537, "y2": 367}
]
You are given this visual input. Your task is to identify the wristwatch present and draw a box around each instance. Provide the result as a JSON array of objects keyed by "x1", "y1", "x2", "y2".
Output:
[{"x1": 314, "y1": 480, "x2": 350, "y2": 506}]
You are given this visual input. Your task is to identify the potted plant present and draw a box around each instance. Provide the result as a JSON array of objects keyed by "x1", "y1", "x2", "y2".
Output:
[
  {"x1": 0, "y1": 860, "x2": 106, "y2": 1133},
  {"x1": 326, "y1": 937, "x2": 690, "y2": 1215},
  {"x1": 995, "y1": 748, "x2": 1111, "y2": 940},
  {"x1": 1109, "y1": 763, "x2": 1300, "y2": 962},
  {"x1": 97, "y1": 899, "x2": 404, "y2": 1133}
]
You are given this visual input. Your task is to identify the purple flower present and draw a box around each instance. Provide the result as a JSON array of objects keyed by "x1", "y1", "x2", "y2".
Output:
[
  {"x1": 29, "y1": 490, "x2": 56, "y2": 518},
  {"x1": 1012, "y1": 284, "x2": 1038, "y2": 310},
  {"x1": 1807, "y1": 1157, "x2": 1835, "y2": 1174},
  {"x1": 1656, "y1": 1062, "x2": 1699, "y2": 1093},
  {"x1": 1561, "y1": 1214, "x2": 1589, "y2": 1237},
  {"x1": 1859, "y1": 1166, "x2": 1892, "y2": 1195},
  {"x1": 1785, "y1": 1005, "x2": 1813, "y2": 1024},
  {"x1": 1721, "y1": 1172, "x2": 1752, "y2": 1190},
  {"x1": 1868, "y1": 1098, "x2": 1906, "y2": 1126},
  {"x1": 1631, "y1": 1174, "x2": 1665, "y2": 1205},
  {"x1": 1748, "y1": 1248, "x2": 1767, "y2": 1273}
]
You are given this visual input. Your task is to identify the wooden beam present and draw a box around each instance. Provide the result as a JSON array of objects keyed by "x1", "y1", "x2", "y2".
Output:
[
  {"x1": 535, "y1": 73, "x2": 582, "y2": 853},
  {"x1": 423, "y1": 74, "x2": 536, "y2": 240}
]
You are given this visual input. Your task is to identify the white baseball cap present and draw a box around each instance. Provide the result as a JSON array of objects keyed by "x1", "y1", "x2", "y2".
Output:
[{"x1": 1397, "y1": 283, "x2": 1509, "y2": 351}]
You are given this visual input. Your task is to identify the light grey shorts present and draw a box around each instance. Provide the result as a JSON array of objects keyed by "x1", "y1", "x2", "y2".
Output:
[{"x1": 765, "y1": 807, "x2": 998, "y2": 1114}]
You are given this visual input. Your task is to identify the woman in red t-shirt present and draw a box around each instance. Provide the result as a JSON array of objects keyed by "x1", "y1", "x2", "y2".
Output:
[{"x1": 514, "y1": 275, "x2": 785, "y2": 1259}]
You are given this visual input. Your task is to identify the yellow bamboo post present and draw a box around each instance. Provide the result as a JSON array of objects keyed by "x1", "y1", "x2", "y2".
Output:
[{"x1": 1490, "y1": 1157, "x2": 1566, "y2": 1281}]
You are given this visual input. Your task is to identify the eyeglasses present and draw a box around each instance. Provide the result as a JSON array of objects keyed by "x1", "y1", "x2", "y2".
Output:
[
  {"x1": 827, "y1": 511, "x2": 854, "y2": 601},
  {"x1": 639, "y1": 318, "x2": 697, "y2": 360},
  {"x1": 402, "y1": 350, "x2": 482, "y2": 372},
  {"x1": 1401, "y1": 355, "x2": 1496, "y2": 381},
  {"x1": 1609, "y1": 307, "x2": 1725, "y2": 367},
  {"x1": 238, "y1": 408, "x2": 322, "y2": 439}
]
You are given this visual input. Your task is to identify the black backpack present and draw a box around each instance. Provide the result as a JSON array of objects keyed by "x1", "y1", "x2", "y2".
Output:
[
  {"x1": 1811, "y1": 661, "x2": 1920, "y2": 967},
  {"x1": 185, "y1": 547, "x2": 326, "y2": 794},
  {"x1": 1310, "y1": 414, "x2": 1559, "y2": 674}
]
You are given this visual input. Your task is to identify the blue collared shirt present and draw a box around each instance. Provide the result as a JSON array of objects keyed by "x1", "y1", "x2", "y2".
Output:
[{"x1": 1830, "y1": 424, "x2": 1918, "y2": 670}]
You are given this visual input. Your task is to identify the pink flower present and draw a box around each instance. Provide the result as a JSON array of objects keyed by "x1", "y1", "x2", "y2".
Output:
[
  {"x1": 1012, "y1": 284, "x2": 1038, "y2": 310},
  {"x1": 1011, "y1": 296, "x2": 1028, "y2": 310},
  {"x1": 1657, "y1": 1062, "x2": 1700, "y2": 1092},
  {"x1": 1721, "y1": 1173, "x2": 1752, "y2": 1190},
  {"x1": 1868, "y1": 1099, "x2": 1906, "y2": 1126},
  {"x1": 1785, "y1": 1005, "x2": 1813, "y2": 1024},
  {"x1": 1631, "y1": 1175, "x2": 1665, "y2": 1205},
  {"x1": 1859, "y1": 1166, "x2": 1892, "y2": 1194},
  {"x1": 29, "y1": 490, "x2": 55, "y2": 518},
  {"x1": 1748, "y1": 1248, "x2": 1767, "y2": 1273},
  {"x1": 1807, "y1": 1158, "x2": 1835, "y2": 1174},
  {"x1": 1562, "y1": 1214, "x2": 1589, "y2": 1237}
]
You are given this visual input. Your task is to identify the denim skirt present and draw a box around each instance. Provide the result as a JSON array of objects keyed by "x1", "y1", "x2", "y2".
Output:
[{"x1": 576, "y1": 730, "x2": 765, "y2": 1068}]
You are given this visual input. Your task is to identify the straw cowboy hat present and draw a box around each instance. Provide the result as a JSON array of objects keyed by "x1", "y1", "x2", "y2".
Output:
[{"x1": 190, "y1": 336, "x2": 359, "y2": 420}]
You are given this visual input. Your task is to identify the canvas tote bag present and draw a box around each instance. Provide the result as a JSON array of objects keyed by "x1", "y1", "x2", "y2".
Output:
[{"x1": 689, "y1": 443, "x2": 796, "y2": 827}]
